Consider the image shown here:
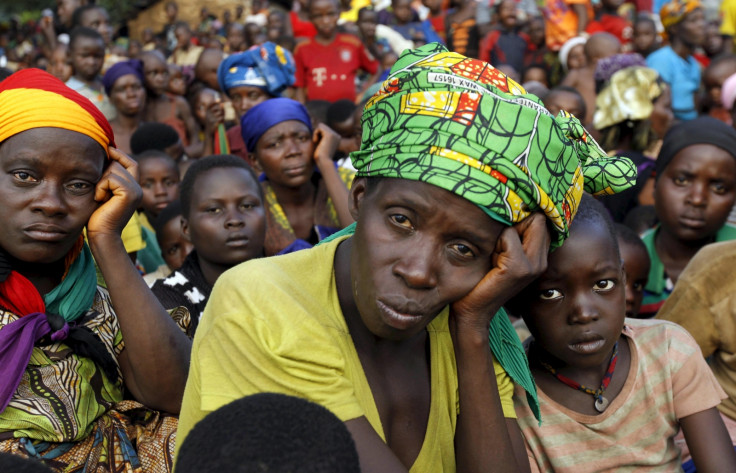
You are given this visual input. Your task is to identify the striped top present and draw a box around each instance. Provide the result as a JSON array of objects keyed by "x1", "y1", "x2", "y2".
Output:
[{"x1": 514, "y1": 318, "x2": 726, "y2": 472}]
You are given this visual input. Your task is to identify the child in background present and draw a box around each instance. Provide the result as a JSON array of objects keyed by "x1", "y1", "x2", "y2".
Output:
[
  {"x1": 614, "y1": 223, "x2": 650, "y2": 318},
  {"x1": 561, "y1": 32, "x2": 621, "y2": 125},
  {"x1": 225, "y1": 22, "x2": 248, "y2": 53},
  {"x1": 326, "y1": 99, "x2": 361, "y2": 158},
  {"x1": 66, "y1": 27, "x2": 116, "y2": 120},
  {"x1": 131, "y1": 122, "x2": 187, "y2": 164},
  {"x1": 294, "y1": 0, "x2": 379, "y2": 103},
  {"x1": 543, "y1": 85, "x2": 587, "y2": 120},
  {"x1": 167, "y1": 63, "x2": 187, "y2": 96},
  {"x1": 189, "y1": 86, "x2": 225, "y2": 156},
  {"x1": 510, "y1": 195, "x2": 736, "y2": 472},
  {"x1": 479, "y1": 0, "x2": 529, "y2": 76},
  {"x1": 632, "y1": 14, "x2": 659, "y2": 58},
  {"x1": 702, "y1": 55, "x2": 736, "y2": 124},
  {"x1": 169, "y1": 21, "x2": 204, "y2": 67},
  {"x1": 640, "y1": 117, "x2": 736, "y2": 318},
  {"x1": 558, "y1": 36, "x2": 587, "y2": 73},
  {"x1": 585, "y1": 0, "x2": 633, "y2": 48},
  {"x1": 445, "y1": 0, "x2": 480, "y2": 59},
  {"x1": 136, "y1": 150, "x2": 181, "y2": 227},
  {"x1": 357, "y1": 7, "x2": 394, "y2": 61},
  {"x1": 140, "y1": 51, "x2": 202, "y2": 158},
  {"x1": 48, "y1": 43, "x2": 72, "y2": 83},
  {"x1": 153, "y1": 200, "x2": 193, "y2": 274},
  {"x1": 151, "y1": 155, "x2": 267, "y2": 337}
]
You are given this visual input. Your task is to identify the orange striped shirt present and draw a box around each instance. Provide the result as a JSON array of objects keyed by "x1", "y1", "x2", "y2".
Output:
[{"x1": 514, "y1": 319, "x2": 726, "y2": 472}]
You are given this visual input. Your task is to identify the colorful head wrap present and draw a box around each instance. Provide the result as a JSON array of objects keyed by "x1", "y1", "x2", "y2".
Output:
[
  {"x1": 660, "y1": 0, "x2": 701, "y2": 32},
  {"x1": 240, "y1": 98, "x2": 313, "y2": 153},
  {"x1": 217, "y1": 42, "x2": 295, "y2": 97},
  {"x1": 0, "y1": 68, "x2": 115, "y2": 151},
  {"x1": 559, "y1": 36, "x2": 587, "y2": 72},
  {"x1": 102, "y1": 59, "x2": 144, "y2": 96},
  {"x1": 593, "y1": 66, "x2": 665, "y2": 130},
  {"x1": 351, "y1": 43, "x2": 637, "y2": 249}
]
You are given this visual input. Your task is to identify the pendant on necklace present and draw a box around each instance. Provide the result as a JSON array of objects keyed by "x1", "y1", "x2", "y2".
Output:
[{"x1": 594, "y1": 396, "x2": 609, "y2": 413}]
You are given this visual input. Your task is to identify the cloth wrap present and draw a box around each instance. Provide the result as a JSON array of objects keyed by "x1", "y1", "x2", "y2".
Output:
[
  {"x1": 656, "y1": 116, "x2": 736, "y2": 179},
  {"x1": 660, "y1": 0, "x2": 702, "y2": 32},
  {"x1": 351, "y1": 43, "x2": 637, "y2": 249},
  {"x1": 0, "y1": 68, "x2": 117, "y2": 414},
  {"x1": 240, "y1": 97, "x2": 312, "y2": 153},
  {"x1": 217, "y1": 42, "x2": 296, "y2": 97},
  {"x1": 325, "y1": 44, "x2": 636, "y2": 423},
  {"x1": 594, "y1": 66, "x2": 665, "y2": 130},
  {"x1": 102, "y1": 59, "x2": 145, "y2": 97}
]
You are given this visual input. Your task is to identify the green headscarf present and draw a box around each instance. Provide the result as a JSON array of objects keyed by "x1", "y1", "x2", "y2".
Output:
[{"x1": 351, "y1": 43, "x2": 636, "y2": 249}]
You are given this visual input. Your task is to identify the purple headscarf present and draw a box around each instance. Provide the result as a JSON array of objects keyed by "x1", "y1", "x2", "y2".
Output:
[{"x1": 102, "y1": 59, "x2": 144, "y2": 96}]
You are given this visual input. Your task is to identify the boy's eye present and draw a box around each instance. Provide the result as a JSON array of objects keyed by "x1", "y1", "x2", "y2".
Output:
[
  {"x1": 13, "y1": 171, "x2": 37, "y2": 182},
  {"x1": 711, "y1": 182, "x2": 727, "y2": 194},
  {"x1": 632, "y1": 281, "x2": 645, "y2": 292},
  {"x1": 206, "y1": 207, "x2": 222, "y2": 214},
  {"x1": 673, "y1": 175, "x2": 689, "y2": 186},
  {"x1": 166, "y1": 244, "x2": 180, "y2": 255},
  {"x1": 594, "y1": 279, "x2": 616, "y2": 291},
  {"x1": 539, "y1": 289, "x2": 563, "y2": 301},
  {"x1": 389, "y1": 214, "x2": 413, "y2": 229}
]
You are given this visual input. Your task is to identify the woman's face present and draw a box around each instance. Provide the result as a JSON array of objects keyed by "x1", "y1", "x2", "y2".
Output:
[
  {"x1": 253, "y1": 120, "x2": 314, "y2": 188},
  {"x1": 0, "y1": 128, "x2": 105, "y2": 264},
  {"x1": 229, "y1": 85, "x2": 270, "y2": 118},
  {"x1": 110, "y1": 73, "x2": 146, "y2": 116}
]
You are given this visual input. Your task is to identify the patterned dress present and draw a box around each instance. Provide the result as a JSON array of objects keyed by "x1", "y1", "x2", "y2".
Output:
[{"x1": 0, "y1": 287, "x2": 189, "y2": 473}]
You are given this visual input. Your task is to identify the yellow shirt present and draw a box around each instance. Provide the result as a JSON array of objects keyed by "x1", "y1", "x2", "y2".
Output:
[{"x1": 175, "y1": 236, "x2": 515, "y2": 471}]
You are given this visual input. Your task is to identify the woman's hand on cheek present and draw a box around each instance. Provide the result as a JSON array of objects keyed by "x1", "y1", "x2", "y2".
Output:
[
  {"x1": 87, "y1": 147, "x2": 143, "y2": 242},
  {"x1": 451, "y1": 213, "x2": 550, "y2": 333},
  {"x1": 312, "y1": 123, "x2": 340, "y2": 169}
]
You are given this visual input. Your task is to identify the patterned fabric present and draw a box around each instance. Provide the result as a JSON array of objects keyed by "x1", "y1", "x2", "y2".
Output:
[
  {"x1": 0, "y1": 288, "x2": 187, "y2": 472},
  {"x1": 0, "y1": 68, "x2": 115, "y2": 151},
  {"x1": 660, "y1": 0, "x2": 701, "y2": 31},
  {"x1": 593, "y1": 53, "x2": 648, "y2": 84},
  {"x1": 151, "y1": 251, "x2": 207, "y2": 338},
  {"x1": 217, "y1": 42, "x2": 295, "y2": 97},
  {"x1": 351, "y1": 43, "x2": 637, "y2": 248},
  {"x1": 593, "y1": 66, "x2": 664, "y2": 131},
  {"x1": 262, "y1": 167, "x2": 355, "y2": 256}
]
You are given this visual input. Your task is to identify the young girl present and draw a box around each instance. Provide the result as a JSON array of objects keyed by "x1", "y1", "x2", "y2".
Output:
[{"x1": 510, "y1": 195, "x2": 736, "y2": 472}]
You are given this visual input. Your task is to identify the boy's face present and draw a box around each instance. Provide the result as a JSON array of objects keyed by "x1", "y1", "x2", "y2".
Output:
[
  {"x1": 517, "y1": 219, "x2": 625, "y2": 370},
  {"x1": 347, "y1": 178, "x2": 504, "y2": 340},
  {"x1": 49, "y1": 45, "x2": 72, "y2": 83},
  {"x1": 392, "y1": 0, "x2": 414, "y2": 24},
  {"x1": 159, "y1": 215, "x2": 193, "y2": 270},
  {"x1": 80, "y1": 7, "x2": 113, "y2": 46},
  {"x1": 544, "y1": 91, "x2": 584, "y2": 119},
  {"x1": 357, "y1": 10, "x2": 378, "y2": 39},
  {"x1": 109, "y1": 74, "x2": 146, "y2": 116},
  {"x1": 529, "y1": 18, "x2": 545, "y2": 47},
  {"x1": 183, "y1": 167, "x2": 266, "y2": 267},
  {"x1": 253, "y1": 120, "x2": 315, "y2": 188},
  {"x1": 70, "y1": 37, "x2": 105, "y2": 81},
  {"x1": 655, "y1": 144, "x2": 736, "y2": 244},
  {"x1": 566, "y1": 44, "x2": 586, "y2": 70},
  {"x1": 167, "y1": 65, "x2": 186, "y2": 96},
  {"x1": 227, "y1": 25, "x2": 247, "y2": 51},
  {"x1": 633, "y1": 21, "x2": 656, "y2": 53},
  {"x1": 175, "y1": 26, "x2": 192, "y2": 48},
  {"x1": 618, "y1": 239, "x2": 649, "y2": 318},
  {"x1": 703, "y1": 61, "x2": 736, "y2": 110},
  {"x1": 194, "y1": 89, "x2": 218, "y2": 125},
  {"x1": 309, "y1": 0, "x2": 340, "y2": 38},
  {"x1": 498, "y1": 1, "x2": 517, "y2": 29},
  {"x1": 142, "y1": 54, "x2": 169, "y2": 94},
  {"x1": 139, "y1": 157, "x2": 181, "y2": 219}
]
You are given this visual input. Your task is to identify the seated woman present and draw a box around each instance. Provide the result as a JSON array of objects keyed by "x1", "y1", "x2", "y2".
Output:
[
  {"x1": 640, "y1": 116, "x2": 736, "y2": 318},
  {"x1": 151, "y1": 155, "x2": 267, "y2": 336},
  {"x1": 216, "y1": 42, "x2": 296, "y2": 161},
  {"x1": 0, "y1": 69, "x2": 191, "y2": 472},
  {"x1": 240, "y1": 98, "x2": 353, "y2": 255},
  {"x1": 593, "y1": 54, "x2": 674, "y2": 223},
  {"x1": 102, "y1": 59, "x2": 146, "y2": 156},
  {"x1": 175, "y1": 43, "x2": 636, "y2": 472}
]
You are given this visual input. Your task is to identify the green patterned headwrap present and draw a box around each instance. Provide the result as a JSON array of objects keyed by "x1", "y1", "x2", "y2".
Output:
[{"x1": 351, "y1": 43, "x2": 637, "y2": 248}]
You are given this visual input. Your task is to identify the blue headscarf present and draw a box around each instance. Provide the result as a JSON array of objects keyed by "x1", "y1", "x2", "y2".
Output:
[
  {"x1": 102, "y1": 59, "x2": 144, "y2": 96},
  {"x1": 240, "y1": 98, "x2": 312, "y2": 153},
  {"x1": 217, "y1": 42, "x2": 296, "y2": 97}
]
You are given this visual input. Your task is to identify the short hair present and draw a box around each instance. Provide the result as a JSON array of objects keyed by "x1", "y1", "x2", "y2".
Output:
[
  {"x1": 570, "y1": 193, "x2": 619, "y2": 258},
  {"x1": 305, "y1": 100, "x2": 331, "y2": 127},
  {"x1": 134, "y1": 149, "x2": 178, "y2": 168},
  {"x1": 326, "y1": 99, "x2": 357, "y2": 127},
  {"x1": 634, "y1": 13, "x2": 656, "y2": 29},
  {"x1": 130, "y1": 123, "x2": 181, "y2": 155},
  {"x1": 614, "y1": 222, "x2": 646, "y2": 252},
  {"x1": 175, "y1": 393, "x2": 360, "y2": 473},
  {"x1": 0, "y1": 453, "x2": 53, "y2": 473},
  {"x1": 153, "y1": 199, "x2": 184, "y2": 244},
  {"x1": 179, "y1": 154, "x2": 261, "y2": 218},
  {"x1": 71, "y1": 5, "x2": 104, "y2": 30},
  {"x1": 69, "y1": 26, "x2": 104, "y2": 50},
  {"x1": 544, "y1": 85, "x2": 587, "y2": 121}
]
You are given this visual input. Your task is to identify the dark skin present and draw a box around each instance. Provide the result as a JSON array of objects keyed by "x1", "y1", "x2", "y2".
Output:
[
  {"x1": 0, "y1": 128, "x2": 190, "y2": 413},
  {"x1": 515, "y1": 218, "x2": 736, "y2": 472},
  {"x1": 669, "y1": 8, "x2": 706, "y2": 60},
  {"x1": 334, "y1": 177, "x2": 545, "y2": 472},
  {"x1": 108, "y1": 74, "x2": 146, "y2": 156},
  {"x1": 248, "y1": 121, "x2": 352, "y2": 242},
  {"x1": 654, "y1": 144, "x2": 736, "y2": 284}
]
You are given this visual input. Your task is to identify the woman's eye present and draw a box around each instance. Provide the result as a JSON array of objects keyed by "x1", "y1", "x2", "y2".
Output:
[
  {"x1": 67, "y1": 182, "x2": 91, "y2": 192},
  {"x1": 389, "y1": 214, "x2": 413, "y2": 229},
  {"x1": 673, "y1": 176, "x2": 688, "y2": 185},
  {"x1": 450, "y1": 243, "x2": 475, "y2": 258},
  {"x1": 594, "y1": 279, "x2": 615, "y2": 291},
  {"x1": 206, "y1": 207, "x2": 221, "y2": 214},
  {"x1": 240, "y1": 202, "x2": 255, "y2": 210},
  {"x1": 539, "y1": 289, "x2": 563, "y2": 301},
  {"x1": 13, "y1": 171, "x2": 36, "y2": 182}
]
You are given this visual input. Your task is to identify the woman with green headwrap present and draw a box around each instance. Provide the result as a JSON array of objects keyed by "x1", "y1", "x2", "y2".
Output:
[{"x1": 175, "y1": 43, "x2": 636, "y2": 472}]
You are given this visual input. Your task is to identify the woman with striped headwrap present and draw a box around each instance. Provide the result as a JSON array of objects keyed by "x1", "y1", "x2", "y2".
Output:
[
  {"x1": 0, "y1": 69, "x2": 190, "y2": 472},
  {"x1": 175, "y1": 43, "x2": 637, "y2": 472}
]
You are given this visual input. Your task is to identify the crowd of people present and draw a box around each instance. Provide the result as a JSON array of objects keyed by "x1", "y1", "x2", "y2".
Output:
[{"x1": 2, "y1": 0, "x2": 736, "y2": 471}]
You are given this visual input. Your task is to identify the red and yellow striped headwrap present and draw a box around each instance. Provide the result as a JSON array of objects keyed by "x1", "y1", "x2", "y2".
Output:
[
  {"x1": 660, "y1": 0, "x2": 702, "y2": 32},
  {"x1": 0, "y1": 68, "x2": 115, "y2": 152}
]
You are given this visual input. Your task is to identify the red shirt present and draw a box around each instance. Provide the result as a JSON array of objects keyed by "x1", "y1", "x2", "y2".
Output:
[
  {"x1": 294, "y1": 34, "x2": 379, "y2": 103},
  {"x1": 290, "y1": 11, "x2": 317, "y2": 39},
  {"x1": 586, "y1": 14, "x2": 632, "y2": 45}
]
